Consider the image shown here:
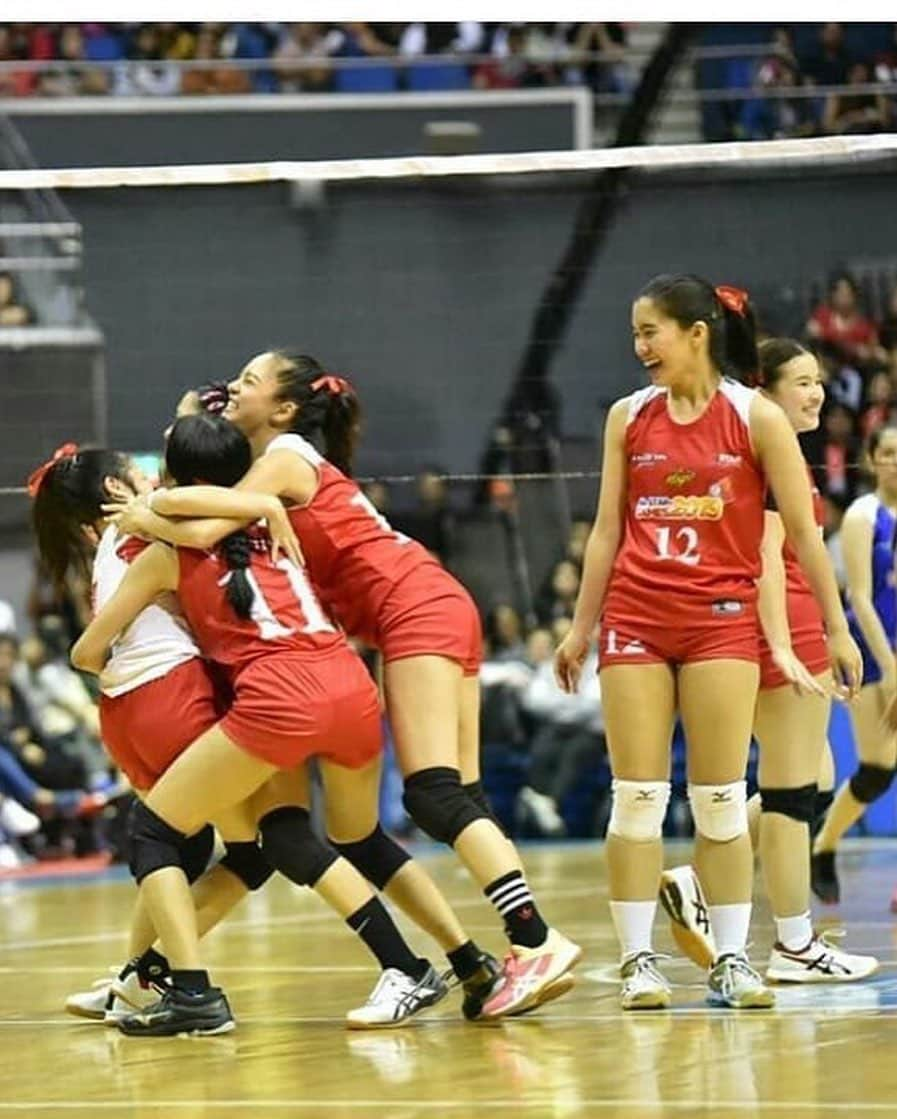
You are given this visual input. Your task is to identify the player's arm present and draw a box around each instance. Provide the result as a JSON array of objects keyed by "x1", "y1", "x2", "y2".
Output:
[
  {"x1": 841, "y1": 507, "x2": 895, "y2": 690},
  {"x1": 751, "y1": 395, "x2": 861, "y2": 694},
  {"x1": 757, "y1": 510, "x2": 826, "y2": 697},
  {"x1": 555, "y1": 398, "x2": 628, "y2": 693},
  {"x1": 71, "y1": 543, "x2": 178, "y2": 675}
]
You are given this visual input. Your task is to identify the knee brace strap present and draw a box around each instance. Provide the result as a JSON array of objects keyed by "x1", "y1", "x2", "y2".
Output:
[
  {"x1": 689, "y1": 780, "x2": 748, "y2": 842},
  {"x1": 220, "y1": 841, "x2": 274, "y2": 891},
  {"x1": 402, "y1": 766, "x2": 487, "y2": 847},
  {"x1": 759, "y1": 783, "x2": 817, "y2": 825},
  {"x1": 259, "y1": 806, "x2": 337, "y2": 888},
  {"x1": 849, "y1": 763, "x2": 895, "y2": 804},
  {"x1": 332, "y1": 824, "x2": 411, "y2": 890},
  {"x1": 607, "y1": 779, "x2": 670, "y2": 841},
  {"x1": 128, "y1": 801, "x2": 187, "y2": 884},
  {"x1": 181, "y1": 824, "x2": 215, "y2": 885}
]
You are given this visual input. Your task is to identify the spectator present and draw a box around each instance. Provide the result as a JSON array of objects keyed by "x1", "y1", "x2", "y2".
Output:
[
  {"x1": 739, "y1": 43, "x2": 816, "y2": 140},
  {"x1": 802, "y1": 23, "x2": 851, "y2": 87},
  {"x1": 219, "y1": 22, "x2": 280, "y2": 93},
  {"x1": 535, "y1": 559, "x2": 581, "y2": 626},
  {"x1": 571, "y1": 22, "x2": 633, "y2": 95},
  {"x1": 0, "y1": 24, "x2": 34, "y2": 97},
  {"x1": 807, "y1": 273, "x2": 885, "y2": 370},
  {"x1": 182, "y1": 24, "x2": 251, "y2": 95},
  {"x1": 860, "y1": 370, "x2": 895, "y2": 439},
  {"x1": 399, "y1": 21, "x2": 482, "y2": 58},
  {"x1": 391, "y1": 468, "x2": 455, "y2": 564},
  {"x1": 474, "y1": 25, "x2": 542, "y2": 90},
  {"x1": 824, "y1": 61, "x2": 890, "y2": 134},
  {"x1": 872, "y1": 21, "x2": 897, "y2": 122},
  {"x1": 820, "y1": 401, "x2": 862, "y2": 503},
  {"x1": 485, "y1": 602, "x2": 526, "y2": 661},
  {"x1": 332, "y1": 23, "x2": 399, "y2": 93},
  {"x1": 878, "y1": 286, "x2": 897, "y2": 354},
  {"x1": 0, "y1": 272, "x2": 33, "y2": 326},
  {"x1": 565, "y1": 520, "x2": 591, "y2": 568},
  {"x1": 114, "y1": 23, "x2": 181, "y2": 96},
  {"x1": 37, "y1": 24, "x2": 108, "y2": 96},
  {"x1": 272, "y1": 23, "x2": 340, "y2": 92},
  {"x1": 362, "y1": 479, "x2": 391, "y2": 515}
]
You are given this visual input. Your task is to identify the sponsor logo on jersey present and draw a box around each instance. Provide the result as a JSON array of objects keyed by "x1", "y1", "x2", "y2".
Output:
[
  {"x1": 634, "y1": 494, "x2": 724, "y2": 521},
  {"x1": 631, "y1": 452, "x2": 668, "y2": 467},
  {"x1": 665, "y1": 468, "x2": 695, "y2": 488},
  {"x1": 717, "y1": 453, "x2": 742, "y2": 466},
  {"x1": 709, "y1": 476, "x2": 736, "y2": 503},
  {"x1": 711, "y1": 599, "x2": 744, "y2": 616}
]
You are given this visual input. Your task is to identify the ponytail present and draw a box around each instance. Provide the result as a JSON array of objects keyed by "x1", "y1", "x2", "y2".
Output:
[
  {"x1": 219, "y1": 531, "x2": 254, "y2": 620},
  {"x1": 639, "y1": 273, "x2": 758, "y2": 383},
  {"x1": 268, "y1": 352, "x2": 362, "y2": 476}
]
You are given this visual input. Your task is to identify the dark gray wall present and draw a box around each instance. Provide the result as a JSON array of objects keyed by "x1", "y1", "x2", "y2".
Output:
[
  {"x1": 55, "y1": 159, "x2": 897, "y2": 476},
  {"x1": 14, "y1": 101, "x2": 579, "y2": 166}
]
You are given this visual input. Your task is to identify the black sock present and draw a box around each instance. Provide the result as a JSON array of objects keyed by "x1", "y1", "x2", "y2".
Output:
[
  {"x1": 134, "y1": 947, "x2": 170, "y2": 985},
  {"x1": 170, "y1": 969, "x2": 210, "y2": 996},
  {"x1": 346, "y1": 897, "x2": 430, "y2": 981},
  {"x1": 485, "y1": 870, "x2": 548, "y2": 949},
  {"x1": 446, "y1": 939, "x2": 485, "y2": 982}
]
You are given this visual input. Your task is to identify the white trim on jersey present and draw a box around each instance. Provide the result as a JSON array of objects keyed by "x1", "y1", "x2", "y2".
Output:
[
  {"x1": 719, "y1": 378, "x2": 755, "y2": 428},
  {"x1": 266, "y1": 432, "x2": 324, "y2": 468},
  {"x1": 626, "y1": 385, "x2": 665, "y2": 425},
  {"x1": 847, "y1": 492, "x2": 882, "y2": 526}
]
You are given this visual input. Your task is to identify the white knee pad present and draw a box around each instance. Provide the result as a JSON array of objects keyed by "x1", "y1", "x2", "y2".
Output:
[
  {"x1": 608, "y1": 779, "x2": 670, "y2": 841},
  {"x1": 688, "y1": 781, "x2": 748, "y2": 842}
]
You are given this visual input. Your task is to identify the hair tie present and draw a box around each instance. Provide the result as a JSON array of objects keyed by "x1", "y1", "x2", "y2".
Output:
[
  {"x1": 26, "y1": 442, "x2": 79, "y2": 498},
  {"x1": 311, "y1": 374, "x2": 353, "y2": 397},
  {"x1": 197, "y1": 381, "x2": 229, "y2": 416},
  {"x1": 715, "y1": 285, "x2": 749, "y2": 319}
]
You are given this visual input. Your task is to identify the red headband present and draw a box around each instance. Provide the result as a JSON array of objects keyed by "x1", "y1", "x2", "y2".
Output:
[
  {"x1": 26, "y1": 442, "x2": 79, "y2": 498},
  {"x1": 715, "y1": 285, "x2": 749, "y2": 319},
  {"x1": 311, "y1": 375, "x2": 353, "y2": 397}
]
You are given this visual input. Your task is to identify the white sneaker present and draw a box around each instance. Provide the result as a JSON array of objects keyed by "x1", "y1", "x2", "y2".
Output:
[
  {"x1": 346, "y1": 965, "x2": 448, "y2": 1030},
  {"x1": 707, "y1": 953, "x2": 775, "y2": 1009},
  {"x1": 659, "y1": 865, "x2": 716, "y2": 969},
  {"x1": 0, "y1": 842, "x2": 21, "y2": 870},
  {"x1": 518, "y1": 787, "x2": 566, "y2": 837},
  {"x1": 65, "y1": 964, "x2": 165, "y2": 1023},
  {"x1": 480, "y1": 928, "x2": 582, "y2": 1018},
  {"x1": 767, "y1": 933, "x2": 879, "y2": 984},
  {"x1": 620, "y1": 952, "x2": 671, "y2": 1010},
  {"x1": 0, "y1": 797, "x2": 40, "y2": 838}
]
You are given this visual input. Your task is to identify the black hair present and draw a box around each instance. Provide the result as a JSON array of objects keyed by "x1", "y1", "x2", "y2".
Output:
[
  {"x1": 638, "y1": 273, "x2": 758, "y2": 383},
  {"x1": 866, "y1": 424, "x2": 897, "y2": 460},
  {"x1": 31, "y1": 447, "x2": 134, "y2": 589},
  {"x1": 267, "y1": 351, "x2": 362, "y2": 476},
  {"x1": 165, "y1": 413, "x2": 255, "y2": 620},
  {"x1": 756, "y1": 337, "x2": 809, "y2": 390}
]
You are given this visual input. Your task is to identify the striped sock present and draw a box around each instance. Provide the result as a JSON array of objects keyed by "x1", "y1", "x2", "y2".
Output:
[{"x1": 485, "y1": 870, "x2": 548, "y2": 948}]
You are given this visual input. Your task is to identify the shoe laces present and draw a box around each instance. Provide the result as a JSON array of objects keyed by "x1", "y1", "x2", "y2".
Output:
[
  {"x1": 715, "y1": 952, "x2": 762, "y2": 993},
  {"x1": 624, "y1": 951, "x2": 670, "y2": 983}
]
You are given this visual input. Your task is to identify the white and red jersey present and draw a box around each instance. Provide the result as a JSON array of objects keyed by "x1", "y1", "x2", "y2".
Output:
[
  {"x1": 608, "y1": 379, "x2": 766, "y2": 606},
  {"x1": 176, "y1": 541, "x2": 344, "y2": 678},
  {"x1": 93, "y1": 525, "x2": 200, "y2": 698},
  {"x1": 265, "y1": 433, "x2": 438, "y2": 644},
  {"x1": 768, "y1": 463, "x2": 825, "y2": 601}
]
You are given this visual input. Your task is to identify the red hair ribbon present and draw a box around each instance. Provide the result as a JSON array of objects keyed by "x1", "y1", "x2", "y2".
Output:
[
  {"x1": 26, "y1": 442, "x2": 79, "y2": 498},
  {"x1": 311, "y1": 374, "x2": 352, "y2": 397},
  {"x1": 715, "y1": 285, "x2": 749, "y2": 319}
]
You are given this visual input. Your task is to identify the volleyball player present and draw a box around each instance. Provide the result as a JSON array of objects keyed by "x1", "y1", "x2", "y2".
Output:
[
  {"x1": 41, "y1": 419, "x2": 455, "y2": 1034},
  {"x1": 660, "y1": 338, "x2": 876, "y2": 983},
  {"x1": 812, "y1": 425, "x2": 897, "y2": 903},
  {"x1": 107, "y1": 353, "x2": 580, "y2": 1019},
  {"x1": 554, "y1": 276, "x2": 861, "y2": 1010}
]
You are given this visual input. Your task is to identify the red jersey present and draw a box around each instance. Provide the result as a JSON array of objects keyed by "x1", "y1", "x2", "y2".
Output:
[
  {"x1": 265, "y1": 434, "x2": 437, "y2": 644},
  {"x1": 608, "y1": 380, "x2": 765, "y2": 606},
  {"x1": 176, "y1": 542, "x2": 343, "y2": 677},
  {"x1": 767, "y1": 464, "x2": 824, "y2": 600}
]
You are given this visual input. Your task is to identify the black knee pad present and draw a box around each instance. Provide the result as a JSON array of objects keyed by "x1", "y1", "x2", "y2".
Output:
[
  {"x1": 127, "y1": 801, "x2": 186, "y2": 884},
  {"x1": 181, "y1": 824, "x2": 215, "y2": 885},
  {"x1": 220, "y1": 841, "x2": 274, "y2": 891},
  {"x1": 849, "y1": 763, "x2": 895, "y2": 804},
  {"x1": 811, "y1": 788, "x2": 834, "y2": 836},
  {"x1": 259, "y1": 806, "x2": 337, "y2": 888},
  {"x1": 332, "y1": 824, "x2": 411, "y2": 890},
  {"x1": 402, "y1": 766, "x2": 487, "y2": 847},
  {"x1": 463, "y1": 779, "x2": 506, "y2": 836},
  {"x1": 759, "y1": 783, "x2": 817, "y2": 825}
]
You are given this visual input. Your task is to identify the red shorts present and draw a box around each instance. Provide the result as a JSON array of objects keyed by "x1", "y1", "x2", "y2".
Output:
[
  {"x1": 759, "y1": 592, "x2": 829, "y2": 689},
  {"x1": 99, "y1": 658, "x2": 226, "y2": 790},
  {"x1": 599, "y1": 593, "x2": 759, "y2": 668},
  {"x1": 220, "y1": 649, "x2": 382, "y2": 770},
  {"x1": 371, "y1": 563, "x2": 482, "y2": 675}
]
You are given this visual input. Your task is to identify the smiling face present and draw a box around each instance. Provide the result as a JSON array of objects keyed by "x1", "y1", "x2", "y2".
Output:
[
  {"x1": 632, "y1": 296, "x2": 709, "y2": 388},
  {"x1": 765, "y1": 352, "x2": 825, "y2": 434},
  {"x1": 224, "y1": 352, "x2": 296, "y2": 439},
  {"x1": 869, "y1": 428, "x2": 897, "y2": 498}
]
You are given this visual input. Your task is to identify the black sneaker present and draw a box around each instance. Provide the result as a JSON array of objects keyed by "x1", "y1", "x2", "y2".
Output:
[
  {"x1": 811, "y1": 850, "x2": 840, "y2": 905},
  {"x1": 117, "y1": 986, "x2": 235, "y2": 1037},
  {"x1": 460, "y1": 952, "x2": 503, "y2": 1021}
]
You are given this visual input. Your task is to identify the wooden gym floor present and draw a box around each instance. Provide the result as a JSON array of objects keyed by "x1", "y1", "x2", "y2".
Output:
[{"x1": 2, "y1": 841, "x2": 897, "y2": 1118}]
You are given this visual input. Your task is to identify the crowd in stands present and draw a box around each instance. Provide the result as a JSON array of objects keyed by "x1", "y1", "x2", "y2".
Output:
[
  {"x1": 0, "y1": 23, "x2": 635, "y2": 98},
  {"x1": 709, "y1": 23, "x2": 897, "y2": 141}
]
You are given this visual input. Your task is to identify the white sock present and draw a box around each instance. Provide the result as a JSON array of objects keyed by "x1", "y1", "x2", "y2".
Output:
[
  {"x1": 774, "y1": 911, "x2": 813, "y2": 952},
  {"x1": 609, "y1": 899, "x2": 656, "y2": 962},
  {"x1": 708, "y1": 903, "x2": 752, "y2": 958}
]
